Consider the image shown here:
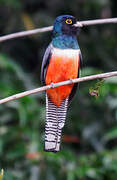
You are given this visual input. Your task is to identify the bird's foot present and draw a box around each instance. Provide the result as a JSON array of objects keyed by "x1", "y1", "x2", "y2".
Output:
[
  {"x1": 50, "y1": 82, "x2": 54, "y2": 89},
  {"x1": 70, "y1": 78, "x2": 74, "y2": 84}
]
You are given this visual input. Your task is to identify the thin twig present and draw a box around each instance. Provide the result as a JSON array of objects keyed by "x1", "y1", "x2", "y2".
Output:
[
  {"x1": 0, "y1": 26, "x2": 53, "y2": 42},
  {"x1": 0, "y1": 18, "x2": 117, "y2": 42},
  {"x1": 0, "y1": 71, "x2": 117, "y2": 104},
  {"x1": 81, "y1": 18, "x2": 117, "y2": 26}
]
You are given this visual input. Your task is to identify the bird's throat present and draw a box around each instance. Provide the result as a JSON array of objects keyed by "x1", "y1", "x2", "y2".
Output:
[{"x1": 52, "y1": 35, "x2": 79, "y2": 49}]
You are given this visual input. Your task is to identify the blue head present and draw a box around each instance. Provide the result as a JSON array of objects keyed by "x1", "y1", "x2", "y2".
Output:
[
  {"x1": 52, "y1": 15, "x2": 80, "y2": 49},
  {"x1": 53, "y1": 15, "x2": 80, "y2": 37}
]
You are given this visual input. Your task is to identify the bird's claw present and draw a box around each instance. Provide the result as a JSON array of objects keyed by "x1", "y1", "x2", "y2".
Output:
[
  {"x1": 50, "y1": 82, "x2": 54, "y2": 89},
  {"x1": 70, "y1": 78, "x2": 74, "y2": 84}
]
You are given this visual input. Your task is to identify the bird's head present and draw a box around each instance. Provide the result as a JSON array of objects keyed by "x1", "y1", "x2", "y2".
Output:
[{"x1": 53, "y1": 15, "x2": 81, "y2": 37}]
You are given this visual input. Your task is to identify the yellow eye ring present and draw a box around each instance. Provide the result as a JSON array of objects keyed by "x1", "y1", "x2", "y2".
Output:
[{"x1": 66, "y1": 19, "x2": 72, "y2": 24}]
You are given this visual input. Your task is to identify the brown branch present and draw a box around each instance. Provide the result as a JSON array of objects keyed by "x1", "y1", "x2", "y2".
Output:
[
  {"x1": 0, "y1": 18, "x2": 117, "y2": 42},
  {"x1": 0, "y1": 71, "x2": 117, "y2": 104}
]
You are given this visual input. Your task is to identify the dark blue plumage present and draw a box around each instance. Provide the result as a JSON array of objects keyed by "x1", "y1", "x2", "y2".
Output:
[{"x1": 52, "y1": 35, "x2": 79, "y2": 49}]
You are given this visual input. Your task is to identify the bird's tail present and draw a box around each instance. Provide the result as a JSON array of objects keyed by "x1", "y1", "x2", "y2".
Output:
[{"x1": 45, "y1": 94, "x2": 68, "y2": 152}]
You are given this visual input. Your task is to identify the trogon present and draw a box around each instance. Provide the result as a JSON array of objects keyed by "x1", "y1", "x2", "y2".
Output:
[{"x1": 41, "y1": 15, "x2": 82, "y2": 152}]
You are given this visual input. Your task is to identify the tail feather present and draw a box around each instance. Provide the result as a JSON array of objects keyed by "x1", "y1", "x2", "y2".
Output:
[{"x1": 45, "y1": 94, "x2": 68, "y2": 152}]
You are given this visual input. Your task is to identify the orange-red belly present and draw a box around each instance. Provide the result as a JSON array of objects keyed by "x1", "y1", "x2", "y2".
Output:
[{"x1": 46, "y1": 48, "x2": 80, "y2": 107}]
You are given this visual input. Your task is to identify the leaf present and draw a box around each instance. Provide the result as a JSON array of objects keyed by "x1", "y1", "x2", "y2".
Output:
[
  {"x1": 89, "y1": 88, "x2": 99, "y2": 98},
  {"x1": 89, "y1": 79, "x2": 105, "y2": 98},
  {"x1": 103, "y1": 128, "x2": 117, "y2": 142}
]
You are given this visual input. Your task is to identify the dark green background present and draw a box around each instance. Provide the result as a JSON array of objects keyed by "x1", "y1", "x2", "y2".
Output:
[{"x1": 0, "y1": 0, "x2": 117, "y2": 179}]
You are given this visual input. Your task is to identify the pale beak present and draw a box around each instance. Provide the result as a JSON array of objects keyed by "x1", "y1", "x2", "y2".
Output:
[{"x1": 73, "y1": 22, "x2": 83, "y2": 28}]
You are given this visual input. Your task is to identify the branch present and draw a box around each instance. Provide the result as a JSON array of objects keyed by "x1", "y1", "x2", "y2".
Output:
[
  {"x1": 0, "y1": 18, "x2": 117, "y2": 42},
  {"x1": 0, "y1": 71, "x2": 117, "y2": 105}
]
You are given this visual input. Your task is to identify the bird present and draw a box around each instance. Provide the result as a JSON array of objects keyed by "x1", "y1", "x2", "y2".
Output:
[{"x1": 41, "y1": 15, "x2": 82, "y2": 152}]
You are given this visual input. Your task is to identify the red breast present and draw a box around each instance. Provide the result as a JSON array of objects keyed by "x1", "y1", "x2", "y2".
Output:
[{"x1": 46, "y1": 48, "x2": 80, "y2": 107}]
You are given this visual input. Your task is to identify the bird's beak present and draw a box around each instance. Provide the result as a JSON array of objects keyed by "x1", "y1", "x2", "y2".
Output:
[{"x1": 73, "y1": 22, "x2": 83, "y2": 28}]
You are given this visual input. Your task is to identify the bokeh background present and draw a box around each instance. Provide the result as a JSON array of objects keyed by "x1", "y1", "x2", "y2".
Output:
[{"x1": 0, "y1": 0, "x2": 117, "y2": 179}]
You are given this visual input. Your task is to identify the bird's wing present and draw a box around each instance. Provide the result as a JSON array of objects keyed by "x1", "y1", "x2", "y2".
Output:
[
  {"x1": 79, "y1": 50, "x2": 83, "y2": 68},
  {"x1": 41, "y1": 43, "x2": 53, "y2": 85},
  {"x1": 68, "y1": 50, "x2": 82, "y2": 105}
]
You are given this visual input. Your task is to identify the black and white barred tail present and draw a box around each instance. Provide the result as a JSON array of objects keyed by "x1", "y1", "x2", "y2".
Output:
[{"x1": 45, "y1": 94, "x2": 68, "y2": 152}]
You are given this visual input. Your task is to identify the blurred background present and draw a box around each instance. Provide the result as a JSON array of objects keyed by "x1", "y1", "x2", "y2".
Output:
[{"x1": 0, "y1": 0, "x2": 117, "y2": 179}]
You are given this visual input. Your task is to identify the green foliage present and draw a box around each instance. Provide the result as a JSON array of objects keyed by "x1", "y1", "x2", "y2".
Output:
[
  {"x1": 0, "y1": 54, "x2": 45, "y2": 179},
  {"x1": 0, "y1": 0, "x2": 21, "y2": 9},
  {"x1": 89, "y1": 79, "x2": 105, "y2": 98}
]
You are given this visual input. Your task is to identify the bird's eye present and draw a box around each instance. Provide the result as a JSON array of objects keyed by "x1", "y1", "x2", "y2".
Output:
[{"x1": 66, "y1": 19, "x2": 72, "y2": 24}]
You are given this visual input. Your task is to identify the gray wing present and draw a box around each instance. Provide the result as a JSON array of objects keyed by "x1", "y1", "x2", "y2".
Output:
[
  {"x1": 79, "y1": 51, "x2": 83, "y2": 68},
  {"x1": 68, "y1": 50, "x2": 82, "y2": 105},
  {"x1": 41, "y1": 43, "x2": 53, "y2": 85}
]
